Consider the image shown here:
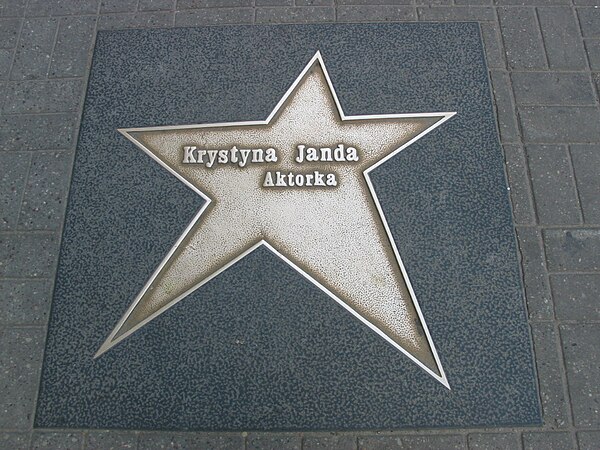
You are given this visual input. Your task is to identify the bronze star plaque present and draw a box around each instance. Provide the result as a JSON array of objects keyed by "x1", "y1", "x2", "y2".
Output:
[{"x1": 97, "y1": 52, "x2": 454, "y2": 387}]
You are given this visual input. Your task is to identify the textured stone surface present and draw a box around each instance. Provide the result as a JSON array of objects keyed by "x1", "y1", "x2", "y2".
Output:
[
  {"x1": 570, "y1": 144, "x2": 600, "y2": 223},
  {"x1": 0, "y1": 0, "x2": 597, "y2": 444},
  {"x1": 522, "y1": 432, "x2": 574, "y2": 450},
  {"x1": 511, "y1": 72, "x2": 595, "y2": 106},
  {"x1": 303, "y1": 434, "x2": 357, "y2": 450},
  {"x1": 503, "y1": 145, "x2": 535, "y2": 224},
  {"x1": 561, "y1": 324, "x2": 600, "y2": 428},
  {"x1": 85, "y1": 431, "x2": 139, "y2": 449},
  {"x1": 0, "y1": 151, "x2": 30, "y2": 230},
  {"x1": 18, "y1": 151, "x2": 73, "y2": 231},
  {"x1": 0, "y1": 232, "x2": 60, "y2": 278},
  {"x1": 550, "y1": 274, "x2": 600, "y2": 321},
  {"x1": 578, "y1": 431, "x2": 600, "y2": 450},
  {"x1": 10, "y1": 18, "x2": 58, "y2": 80},
  {"x1": 0, "y1": 113, "x2": 77, "y2": 151},
  {"x1": 467, "y1": 432, "x2": 521, "y2": 450},
  {"x1": 531, "y1": 323, "x2": 570, "y2": 429},
  {"x1": 0, "y1": 328, "x2": 45, "y2": 429},
  {"x1": 30, "y1": 432, "x2": 84, "y2": 449},
  {"x1": 537, "y1": 7, "x2": 587, "y2": 70},
  {"x1": 516, "y1": 227, "x2": 553, "y2": 319},
  {"x1": 358, "y1": 434, "x2": 465, "y2": 449},
  {"x1": 0, "y1": 279, "x2": 52, "y2": 325},
  {"x1": 544, "y1": 229, "x2": 600, "y2": 272},
  {"x1": 49, "y1": 16, "x2": 97, "y2": 78},
  {"x1": 498, "y1": 7, "x2": 546, "y2": 69},
  {"x1": 526, "y1": 144, "x2": 581, "y2": 225},
  {"x1": 2, "y1": 80, "x2": 83, "y2": 114},
  {"x1": 490, "y1": 71, "x2": 519, "y2": 142},
  {"x1": 35, "y1": 23, "x2": 539, "y2": 431},
  {"x1": 519, "y1": 106, "x2": 600, "y2": 143}
]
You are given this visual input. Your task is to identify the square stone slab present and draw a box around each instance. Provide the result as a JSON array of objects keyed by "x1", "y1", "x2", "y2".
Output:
[{"x1": 35, "y1": 23, "x2": 541, "y2": 430}]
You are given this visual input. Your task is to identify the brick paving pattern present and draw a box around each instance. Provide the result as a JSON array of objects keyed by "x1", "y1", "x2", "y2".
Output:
[{"x1": 0, "y1": 0, "x2": 598, "y2": 449}]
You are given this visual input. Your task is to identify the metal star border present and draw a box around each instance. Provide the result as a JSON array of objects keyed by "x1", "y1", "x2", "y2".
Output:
[{"x1": 96, "y1": 52, "x2": 456, "y2": 389}]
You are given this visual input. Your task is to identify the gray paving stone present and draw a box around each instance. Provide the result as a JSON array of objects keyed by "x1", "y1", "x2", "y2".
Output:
[
  {"x1": 255, "y1": 6, "x2": 335, "y2": 23},
  {"x1": 304, "y1": 434, "x2": 357, "y2": 450},
  {"x1": 0, "y1": 232, "x2": 59, "y2": 277},
  {"x1": 531, "y1": 323, "x2": 570, "y2": 429},
  {"x1": 0, "y1": 327, "x2": 44, "y2": 429},
  {"x1": 526, "y1": 144, "x2": 582, "y2": 225},
  {"x1": 544, "y1": 228, "x2": 600, "y2": 272},
  {"x1": 86, "y1": 431, "x2": 139, "y2": 449},
  {"x1": 467, "y1": 433, "x2": 521, "y2": 450},
  {"x1": 416, "y1": 0, "x2": 452, "y2": 4},
  {"x1": 26, "y1": 0, "x2": 99, "y2": 16},
  {"x1": 139, "y1": 0, "x2": 175, "y2": 10},
  {"x1": 98, "y1": 11, "x2": 174, "y2": 30},
  {"x1": 296, "y1": 0, "x2": 334, "y2": 5},
  {"x1": 496, "y1": 0, "x2": 569, "y2": 4},
  {"x1": 100, "y1": 0, "x2": 138, "y2": 13},
  {"x1": 571, "y1": 144, "x2": 600, "y2": 223},
  {"x1": 49, "y1": 16, "x2": 97, "y2": 79},
  {"x1": 0, "y1": 432, "x2": 29, "y2": 449},
  {"x1": 585, "y1": 40, "x2": 600, "y2": 70},
  {"x1": 256, "y1": 0, "x2": 293, "y2": 5},
  {"x1": 0, "y1": 151, "x2": 30, "y2": 230},
  {"x1": 454, "y1": 0, "x2": 492, "y2": 4},
  {"x1": 417, "y1": 6, "x2": 494, "y2": 21},
  {"x1": 337, "y1": 5, "x2": 416, "y2": 22},
  {"x1": 503, "y1": 144, "x2": 536, "y2": 224},
  {"x1": 519, "y1": 106, "x2": 600, "y2": 143},
  {"x1": 498, "y1": 7, "x2": 547, "y2": 69},
  {"x1": 247, "y1": 434, "x2": 302, "y2": 450},
  {"x1": 10, "y1": 17, "x2": 58, "y2": 80},
  {"x1": 0, "y1": 279, "x2": 52, "y2": 325},
  {"x1": 30, "y1": 432, "x2": 83, "y2": 449},
  {"x1": 490, "y1": 71, "x2": 519, "y2": 143},
  {"x1": 481, "y1": 22, "x2": 506, "y2": 69},
  {"x1": 0, "y1": 0, "x2": 26, "y2": 17},
  {"x1": 516, "y1": 227, "x2": 553, "y2": 319},
  {"x1": 2, "y1": 79, "x2": 83, "y2": 114},
  {"x1": 550, "y1": 274, "x2": 600, "y2": 321},
  {"x1": 522, "y1": 432, "x2": 574, "y2": 450},
  {"x1": 338, "y1": 0, "x2": 411, "y2": 4},
  {"x1": 578, "y1": 431, "x2": 600, "y2": 450},
  {"x1": 538, "y1": 7, "x2": 588, "y2": 70},
  {"x1": 562, "y1": 324, "x2": 600, "y2": 427},
  {"x1": 18, "y1": 151, "x2": 72, "y2": 231},
  {"x1": 358, "y1": 435, "x2": 465, "y2": 449},
  {"x1": 138, "y1": 433, "x2": 244, "y2": 449},
  {"x1": 177, "y1": 0, "x2": 253, "y2": 7},
  {"x1": 0, "y1": 18, "x2": 21, "y2": 49},
  {"x1": 175, "y1": 7, "x2": 253, "y2": 26},
  {"x1": 512, "y1": 73, "x2": 596, "y2": 106},
  {"x1": 0, "y1": 113, "x2": 77, "y2": 151},
  {"x1": 0, "y1": 49, "x2": 12, "y2": 80},
  {"x1": 578, "y1": 7, "x2": 600, "y2": 38}
]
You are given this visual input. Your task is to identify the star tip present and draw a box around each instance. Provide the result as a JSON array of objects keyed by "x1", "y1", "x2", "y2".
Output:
[{"x1": 93, "y1": 340, "x2": 112, "y2": 359}]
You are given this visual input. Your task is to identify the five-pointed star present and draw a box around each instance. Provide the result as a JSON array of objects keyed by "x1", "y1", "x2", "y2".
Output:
[{"x1": 96, "y1": 52, "x2": 455, "y2": 388}]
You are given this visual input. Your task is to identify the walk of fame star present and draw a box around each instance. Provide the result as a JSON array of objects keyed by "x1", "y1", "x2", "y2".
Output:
[{"x1": 96, "y1": 52, "x2": 455, "y2": 389}]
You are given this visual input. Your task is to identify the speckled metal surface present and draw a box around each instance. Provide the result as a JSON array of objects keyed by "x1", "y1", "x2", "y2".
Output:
[{"x1": 35, "y1": 23, "x2": 541, "y2": 430}]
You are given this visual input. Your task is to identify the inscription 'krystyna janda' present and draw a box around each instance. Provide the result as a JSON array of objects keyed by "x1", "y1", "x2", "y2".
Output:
[{"x1": 181, "y1": 143, "x2": 359, "y2": 187}]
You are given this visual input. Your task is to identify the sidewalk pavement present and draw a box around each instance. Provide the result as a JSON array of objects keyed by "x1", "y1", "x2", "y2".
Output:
[{"x1": 0, "y1": 1, "x2": 599, "y2": 449}]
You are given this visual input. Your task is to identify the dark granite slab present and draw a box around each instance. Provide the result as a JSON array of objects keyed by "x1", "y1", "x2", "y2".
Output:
[{"x1": 35, "y1": 23, "x2": 541, "y2": 430}]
